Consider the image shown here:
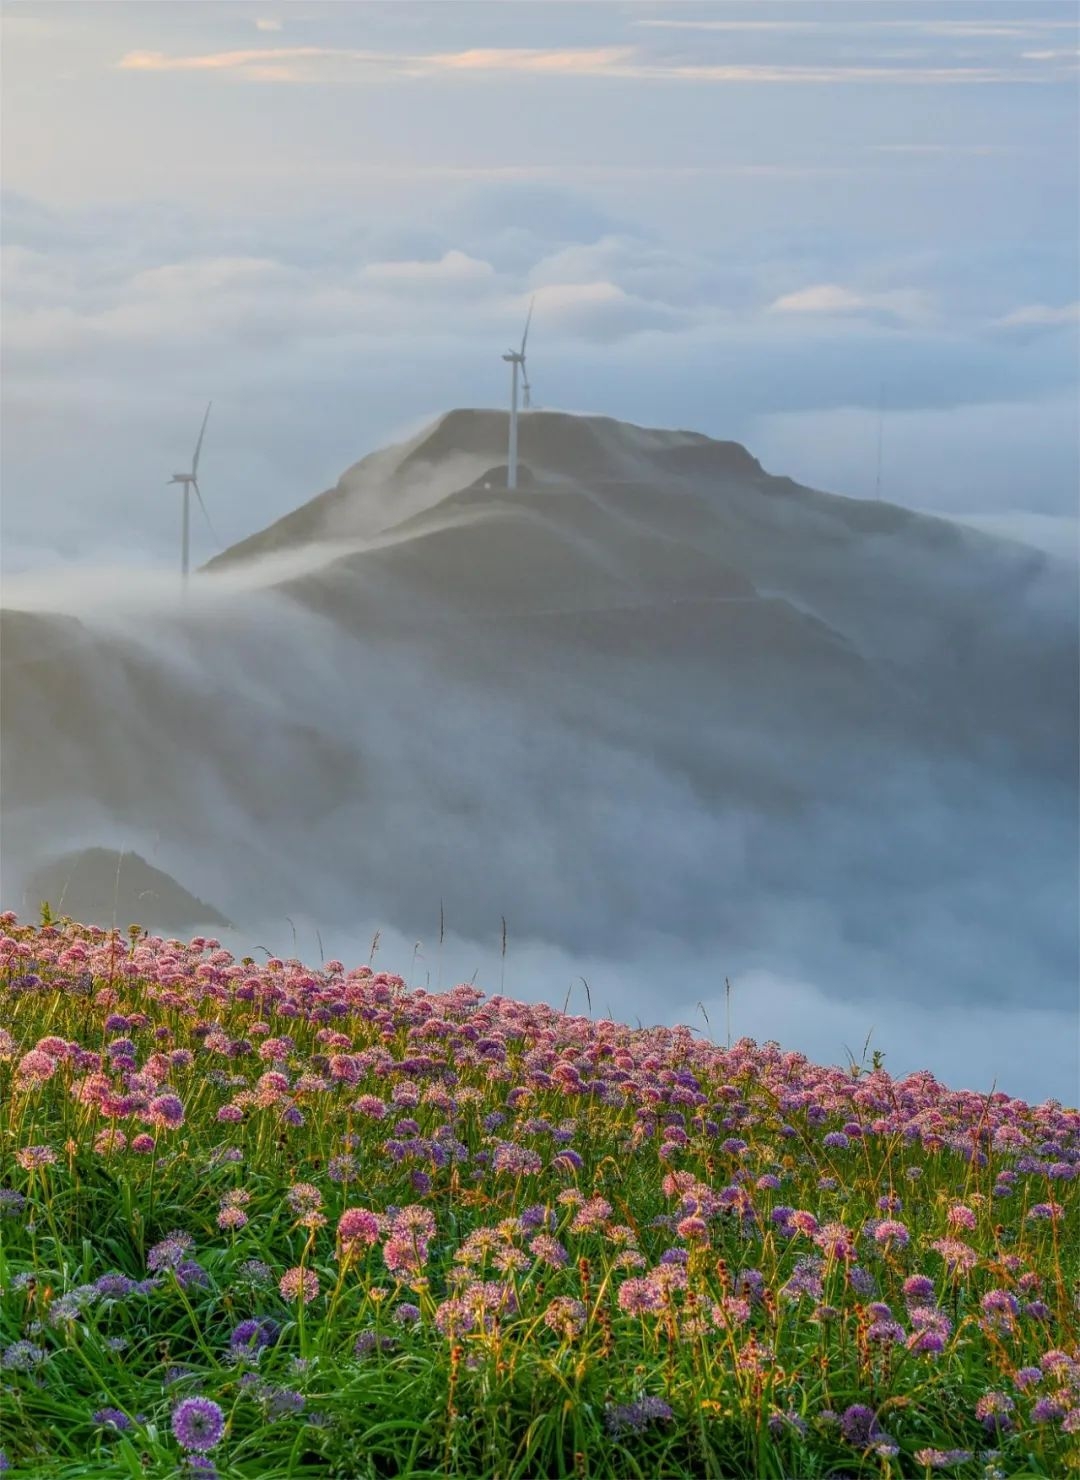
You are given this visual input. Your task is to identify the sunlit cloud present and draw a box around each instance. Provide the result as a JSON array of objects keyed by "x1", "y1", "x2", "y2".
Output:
[
  {"x1": 998, "y1": 301, "x2": 1080, "y2": 327},
  {"x1": 255, "y1": 17, "x2": 283, "y2": 31},
  {"x1": 114, "y1": 44, "x2": 1049, "y2": 87},
  {"x1": 769, "y1": 283, "x2": 931, "y2": 322}
]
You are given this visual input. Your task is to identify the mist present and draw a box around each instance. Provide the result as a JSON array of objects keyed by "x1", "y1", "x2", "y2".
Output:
[{"x1": 3, "y1": 432, "x2": 1076, "y2": 1101}]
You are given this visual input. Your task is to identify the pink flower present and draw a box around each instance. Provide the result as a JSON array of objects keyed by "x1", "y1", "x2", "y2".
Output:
[
  {"x1": 279, "y1": 1267, "x2": 319, "y2": 1304},
  {"x1": 337, "y1": 1208, "x2": 380, "y2": 1255}
]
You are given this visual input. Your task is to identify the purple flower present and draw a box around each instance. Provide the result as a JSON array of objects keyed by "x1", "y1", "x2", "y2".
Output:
[
  {"x1": 604, "y1": 1397, "x2": 674, "y2": 1436},
  {"x1": 840, "y1": 1404, "x2": 887, "y2": 1449},
  {"x1": 228, "y1": 1318, "x2": 279, "y2": 1355},
  {"x1": 1031, "y1": 1397, "x2": 1066, "y2": 1425},
  {"x1": 92, "y1": 1408, "x2": 131, "y2": 1431},
  {"x1": 171, "y1": 1397, "x2": 225, "y2": 1453}
]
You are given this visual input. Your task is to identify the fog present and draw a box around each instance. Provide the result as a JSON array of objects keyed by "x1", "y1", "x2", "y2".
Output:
[{"x1": 3, "y1": 411, "x2": 1076, "y2": 1102}]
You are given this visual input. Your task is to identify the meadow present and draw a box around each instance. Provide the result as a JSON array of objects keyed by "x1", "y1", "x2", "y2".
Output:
[{"x1": 0, "y1": 915, "x2": 1077, "y2": 1479}]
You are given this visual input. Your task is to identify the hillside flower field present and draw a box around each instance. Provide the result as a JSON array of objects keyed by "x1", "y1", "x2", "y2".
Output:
[{"x1": 0, "y1": 918, "x2": 1077, "y2": 1479}]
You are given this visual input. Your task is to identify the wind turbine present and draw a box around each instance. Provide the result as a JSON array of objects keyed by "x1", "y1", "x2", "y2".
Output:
[
  {"x1": 167, "y1": 402, "x2": 212, "y2": 582},
  {"x1": 502, "y1": 299, "x2": 533, "y2": 490}
]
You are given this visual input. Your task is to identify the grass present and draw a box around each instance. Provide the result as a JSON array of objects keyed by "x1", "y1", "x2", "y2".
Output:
[{"x1": 0, "y1": 913, "x2": 1077, "y2": 1479}]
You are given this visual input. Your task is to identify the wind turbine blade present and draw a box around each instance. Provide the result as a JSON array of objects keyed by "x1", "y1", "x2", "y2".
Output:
[
  {"x1": 191, "y1": 478, "x2": 222, "y2": 548},
  {"x1": 520, "y1": 296, "x2": 534, "y2": 356},
  {"x1": 191, "y1": 401, "x2": 212, "y2": 476}
]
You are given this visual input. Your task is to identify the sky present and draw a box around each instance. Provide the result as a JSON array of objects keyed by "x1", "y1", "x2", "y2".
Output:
[{"x1": 1, "y1": 0, "x2": 1078, "y2": 573}]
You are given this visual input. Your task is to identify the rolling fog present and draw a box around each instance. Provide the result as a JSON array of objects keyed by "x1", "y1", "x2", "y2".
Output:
[{"x1": 2, "y1": 412, "x2": 1076, "y2": 1103}]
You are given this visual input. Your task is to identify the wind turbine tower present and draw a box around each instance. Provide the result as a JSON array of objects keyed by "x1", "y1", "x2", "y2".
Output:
[
  {"x1": 167, "y1": 402, "x2": 212, "y2": 583},
  {"x1": 502, "y1": 299, "x2": 533, "y2": 490}
]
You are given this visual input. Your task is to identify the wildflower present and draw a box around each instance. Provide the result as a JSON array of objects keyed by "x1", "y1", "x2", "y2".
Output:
[
  {"x1": 1027, "y1": 1202, "x2": 1064, "y2": 1221},
  {"x1": 0, "y1": 1190, "x2": 26, "y2": 1218},
  {"x1": 337, "y1": 1207, "x2": 380, "y2": 1255},
  {"x1": 902, "y1": 1274, "x2": 936, "y2": 1304},
  {"x1": 1031, "y1": 1397, "x2": 1066, "y2": 1424},
  {"x1": 2, "y1": 1341, "x2": 47, "y2": 1371},
  {"x1": 147, "y1": 1093, "x2": 185, "y2": 1130},
  {"x1": 393, "y1": 1302, "x2": 422, "y2": 1325},
  {"x1": 931, "y1": 1238, "x2": 978, "y2": 1274},
  {"x1": 15, "y1": 1146, "x2": 57, "y2": 1170},
  {"x1": 873, "y1": 1219, "x2": 910, "y2": 1249},
  {"x1": 529, "y1": 1234, "x2": 568, "y2": 1269},
  {"x1": 1014, "y1": 1366, "x2": 1043, "y2": 1389},
  {"x1": 15, "y1": 1049, "x2": 57, "y2": 1086},
  {"x1": 278, "y1": 1267, "x2": 319, "y2": 1305},
  {"x1": 147, "y1": 1232, "x2": 194, "y2": 1272},
  {"x1": 543, "y1": 1297, "x2": 587, "y2": 1338},
  {"x1": 172, "y1": 1397, "x2": 225, "y2": 1452},
  {"x1": 92, "y1": 1408, "x2": 132, "y2": 1431},
  {"x1": 974, "y1": 1392, "x2": 1015, "y2": 1435},
  {"x1": 228, "y1": 1318, "x2": 279, "y2": 1356},
  {"x1": 605, "y1": 1397, "x2": 674, "y2": 1436},
  {"x1": 840, "y1": 1404, "x2": 893, "y2": 1452},
  {"x1": 286, "y1": 1182, "x2": 323, "y2": 1215},
  {"x1": 913, "y1": 1450, "x2": 974, "y2": 1469},
  {"x1": 617, "y1": 1278, "x2": 662, "y2": 1315}
]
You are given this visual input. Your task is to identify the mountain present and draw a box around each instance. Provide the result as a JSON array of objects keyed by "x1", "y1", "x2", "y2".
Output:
[
  {"x1": 23, "y1": 848, "x2": 229, "y2": 935},
  {"x1": 2, "y1": 411, "x2": 1076, "y2": 1032}
]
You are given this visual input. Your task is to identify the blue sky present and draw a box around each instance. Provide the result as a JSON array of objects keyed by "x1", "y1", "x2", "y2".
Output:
[{"x1": 2, "y1": 0, "x2": 1077, "y2": 570}]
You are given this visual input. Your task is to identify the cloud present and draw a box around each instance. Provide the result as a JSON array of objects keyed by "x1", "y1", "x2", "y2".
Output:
[
  {"x1": 113, "y1": 44, "x2": 1050, "y2": 87},
  {"x1": 255, "y1": 17, "x2": 282, "y2": 31},
  {"x1": 359, "y1": 249, "x2": 496, "y2": 293},
  {"x1": 769, "y1": 283, "x2": 931, "y2": 323},
  {"x1": 998, "y1": 301, "x2": 1080, "y2": 327}
]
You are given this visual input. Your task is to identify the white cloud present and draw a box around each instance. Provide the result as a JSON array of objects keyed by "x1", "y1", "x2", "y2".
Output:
[
  {"x1": 255, "y1": 18, "x2": 283, "y2": 32},
  {"x1": 998, "y1": 301, "x2": 1080, "y2": 327},
  {"x1": 769, "y1": 283, "x2": 931, "y2": 322},
  {"x1": 113, "y1": 44, "x2": 1046, "y2": 87},
  {"x1": 359, "y1": 250, "x2": 496, "y2": 293}
]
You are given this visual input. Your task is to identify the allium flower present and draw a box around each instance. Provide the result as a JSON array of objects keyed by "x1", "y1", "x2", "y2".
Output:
[
  {"x1": 228, "y1": 1318, "x2": 279, "y2": 1356},
  {"x1": 617, "y1": 1278, "x2": 662, "y2": 1315},
  {"x1": 0, "y1": 1190, "x2": 26, "y2": 1218},
  {"x1": 147, "y1": 1093, "x2": 185, "y2": 1130},
  {"x1": 278, "y1": 1267, "x2": 319, "y2": 1304},
  {"x1": 1031, "y1": 1397, "x2": 1066, "y2": 1424},
  {"x1": 840, "y1": 1404, "x2": 889, "y2": 1450},
  {"x1": 15, "y1": 1049, "x2": 57, "y2": 1085},
  {"x1": 1027, "y1": 1202, "x2": 1064, "y2": 1221},
  {"x1": 529, "y1": 1234, "x2": 568, "y2": 1269},
  {"x1": 902, "y1": 1274, "x2": 936, "y2": 1304},
  {"x1": 604, "y1": 1397, "x2": 673, "y2": 1436},
  {"x1": 92, "y1": 1407, "x2": 132, "y2": 1431},
  {"x1": 147, "y1": 1231, "x2": 194, "y2": 1272},
  {"x1": 15, "y1": 1145, "x2": 57, "y2": 1170},
  {"x1": 337, "y1": 1207, "x2": 380, "y2": 1254},
  {"x1": 285, "y1": 1182, "x2": 322, "y2": 1215},
  {"x1": 2, "y1": 1341, "x2": 47, "y2": 1371},
  {"x1": 930, "y1": 1238, "x2": 978, "y2": 1274},
  {"x1": 171, "y1": 1397, "x2": 225, "y2": 1452},
  {"x1": 974, "y1": 1392, "x2": 1015, "y2": 1435},
  {"x1": 393, "y1": 1302, "x2": 422, "y2": 1325},
  {"x1": 913, "y1": 1449, "x2": 973, "y2": 1469},
  {"x1": 1014, "y1": 1365, "x2": 1043, "y2": 1389},
  {"x1": 872, "y1": 1219, "x2": 910, "y2": 1249},
  {"x1": 946, "y1": 1204, "x2": 977, "y2": 1230},
  {"x1": 543, "y1": 1296, "x2": 587, "y2": 1338}
]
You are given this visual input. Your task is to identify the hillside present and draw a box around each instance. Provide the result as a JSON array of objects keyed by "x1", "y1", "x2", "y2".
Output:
[
  {"x1": 1, "y1": 916, "x2": 1077, "y2": 1479},
  {"x1": 2, "y1": 411, "x2": 1076, "y2": 1079}
]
